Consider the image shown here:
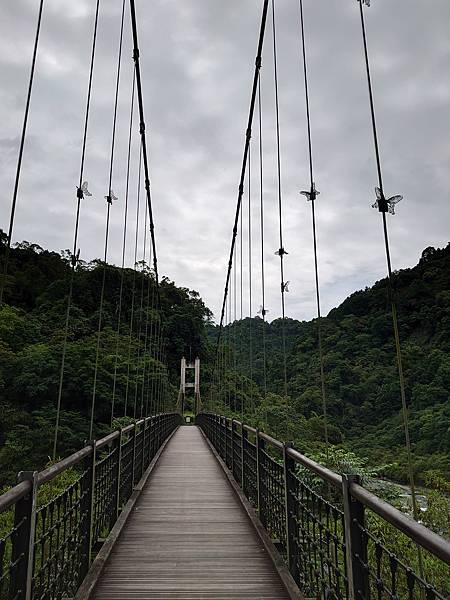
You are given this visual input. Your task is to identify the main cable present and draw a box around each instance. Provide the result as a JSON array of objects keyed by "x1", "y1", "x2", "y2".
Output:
[{"x1": 0, "y1": 0, "x2": 44, "y2": 305}]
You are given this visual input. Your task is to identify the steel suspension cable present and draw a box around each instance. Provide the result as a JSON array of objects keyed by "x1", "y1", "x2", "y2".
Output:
[
  {"x1": 248, "y1": 145, "x2": 254, "y2": 413},
  {"x1": 89, "y1": 0, "x2": 126, "y2": 439},
  {"x1": 357, "y1": 0, "x2": 423, "y2": 562},
  {"x1": 0, "y1": 0, "x2": 44, "y2": 305},
  {"x1": 53, "y1": 0, "x2": 101, "y2": 456},
  {"x1": 258, "y1": 78, "x2": 268, "y2": 401},
  {"x1": 214, "y1": 0, "x2": 270, "y2": 365},
  {"x1": 271, "y1": 0, "x2": 288, "y2": 402},
  {"x1": 111, "y1": 68, "x2": 136, "y2": 426},
  {"x1": 298, "y1": 0, "x2": 329, "y2": 448},
  {"x1": 124, "y1": 146, "x2": 142, "y2": 417},
  {"x1": 133, "y1": 196, "x2": 148, "y2": 418},
  {"x1": 140, "y1": 234, "x2": 153, "y2": 418}
]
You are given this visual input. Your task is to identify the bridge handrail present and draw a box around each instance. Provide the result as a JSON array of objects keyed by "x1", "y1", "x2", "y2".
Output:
[
  {"x1": 0, "y1": 411, "x2": 181, "y2": 600},
  {"x1": 198, "y1": 412, "x2": 450, "y2": 599}
]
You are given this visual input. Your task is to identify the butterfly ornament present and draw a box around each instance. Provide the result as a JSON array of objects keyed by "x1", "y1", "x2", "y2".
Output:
[
  {"x1": 257, "y1": 305, "x2": 269, "y2": 317},
  {"x1": 282, "y1": 281, "x2": 290, "y2": 293},
  {"x1": 105, "y1": 189, "x2": 118, "y2": 204},
  {"x1": 76, "y1": 181, "x2": 92, "y2": 200},
  {"x1": 300, "y1": 182, "x2": 320, "y2": 202},
  {"x1": 372, "y1": 187, "x2": 403, "y2": 215},
  {"x1": 275, "y1": 247, "x2": 288, "y2": 257}
]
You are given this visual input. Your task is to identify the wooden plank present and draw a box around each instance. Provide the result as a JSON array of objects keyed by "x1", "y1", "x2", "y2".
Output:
[{"x1": 92, "y1": 426, "x2": 290, "y2": 599}]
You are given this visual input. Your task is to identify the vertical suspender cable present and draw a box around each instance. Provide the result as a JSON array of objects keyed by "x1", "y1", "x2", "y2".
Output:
[
  {"x1": 214, "y1": 0, "x2": 269, "y2": 366},
  {"x1": 53, "y1": 0, "x2": 100, "y2": 456},
  {"x1": 111, "y1": 68, "x2": 136, "y2": 425},
  {"x1": 298, "y1": 0, "x2": 329, "y2": 448},
  {"x1": 357, "y1": 1, "x2": 423, "y2": 571},
  {"x1": 133, "y1": 196, "x2": 148, "y2": 418},
  {"x1": 89, "y1": 0, "x2": 125, "y2": 438},
  {"x1": 271, "y1": 0, "x2": 288, "y2": 402},
  {"x1": 140, "y1": 235, "x2": 153, "y2": 418},
  {"x1": 125, "y1": 146, "x2": 142, "y2": 416},
  {"x1": 258, "y1": 79, "x2": 268, "y2": 401},
  {"x1": 0, "y1": 0, "x2": 44, "y2": 305},
  {"x1": 248, "y1": 145, "x2": 254, "y2": 412}
]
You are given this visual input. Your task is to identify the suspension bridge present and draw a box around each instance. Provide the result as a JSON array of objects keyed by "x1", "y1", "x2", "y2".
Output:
[{"x1": 0, "y1": 0, "x2": 449, "y2": 599}]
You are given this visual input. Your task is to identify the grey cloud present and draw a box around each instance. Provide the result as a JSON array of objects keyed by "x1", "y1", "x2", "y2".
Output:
[{"x1": 1, "y1": 0, "x2": 449, "y2": 324}]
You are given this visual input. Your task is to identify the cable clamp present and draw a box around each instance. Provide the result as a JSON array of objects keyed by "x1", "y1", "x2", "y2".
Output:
[
  {"x1": 255, "y1": 56, "x2": 262, "y2": 69},
  {"x1": 275, "y1": 247, "x2": 288, "y2": 256},
  {"x1": 246, "y1": 127, "x2": 252, "y2": 140},
  {"x1": 140, "y1": 122, "x2": 145, "y2": 134},
  {"x1": 281, "y1": 280, "x2": 290, "y2": 293},
  {"x1": 145, "y1": 179, "x2": 150, "y2": 192},
  {"x1": 71, "y1": 249, "x2": 80, "y2": 267},
  {"x1": 133, "y1": 48, "x2": 140, "y2": 61}
]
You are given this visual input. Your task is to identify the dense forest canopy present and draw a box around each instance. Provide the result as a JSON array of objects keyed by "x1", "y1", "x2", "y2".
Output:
[
  {"x1": 0, "y1": 233, "x2": 449, "y2": 502},
  {"x1": 0, "y1": 232, "x2": 212, "y2": 486},
  {"x1": 209, "y1": 243, "x2": 450, "y2": 486}
]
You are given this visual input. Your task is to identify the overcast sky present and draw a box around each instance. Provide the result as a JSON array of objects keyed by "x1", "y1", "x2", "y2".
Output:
[{"x1": 1, "y1": 0, "x2": 449, "y2": 323}]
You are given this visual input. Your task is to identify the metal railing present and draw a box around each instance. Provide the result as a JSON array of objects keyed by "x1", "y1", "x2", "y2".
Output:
[
  {"x1": 0, "y1": 412, "x2": 180, "y2": 600},
  {"x1": 198, "y1": 413, "x2": 450, "y2": 600}
]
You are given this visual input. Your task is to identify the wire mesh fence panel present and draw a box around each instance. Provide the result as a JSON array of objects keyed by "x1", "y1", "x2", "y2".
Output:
[
  {"x1": 0, "y1": 505, "x2": 25, "y2": 600},
  {"x1": 198, "y1": 413, "x2": 450, "y2": 600},
  {"x1": 32, "y1": 469, "x2": 89, "y2": 600},
  {"x1": 242, "y1": 436, "x2": 257, "y2": 507}
]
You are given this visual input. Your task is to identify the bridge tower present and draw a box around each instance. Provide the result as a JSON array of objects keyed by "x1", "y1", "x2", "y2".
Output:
[{"x1": 177, "y1": 356, "x2": 201, "y2": 415}]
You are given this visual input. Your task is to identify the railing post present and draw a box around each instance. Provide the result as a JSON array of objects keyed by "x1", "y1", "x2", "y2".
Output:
[
  {"x1": 113, "y1": 428, "x2": 123, "y2": 523},
  {"x1": 131, "y1": 422, "x2": 138, "y2": 489},
  {"x1": 223, "y1": 417, "x2": 228, "y2": 466},
  {"x1": 241, "y1": 425, "x2": 247, "y2": 493},
  {"x1": 256, "y1": 430, "x2": 265, "y2": 526},
  {"x1": 283, "y1": 443, "x2": 299, "y2": 583},
  {"x1": 145, "y1": 416, "x2": 152, "y2": 465},
  {"x1": 80, "y1": 441, "x2": 96, "y2": 580},
  {"x1": 139, "y1": 419, "x2": 147, "y2": 479},
  {"x1": 10, "y1": 471, "x2": 38, "y2": 600},
  {"x1": 342, "y1": 474, "x2": 369, "y2": 600},
  {"x1": 231, "y1": 419, "x2": 236, "y2": 478}
]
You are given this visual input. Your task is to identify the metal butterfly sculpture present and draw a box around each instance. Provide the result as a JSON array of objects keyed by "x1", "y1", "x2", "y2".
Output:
[
  {"x1": 258, "y1": 305, "x2": 269, "y2": 317},
  {"x1": 372, "y1": 187, "x2": 403, "y2": 215},
  {"x1": 105, "y1": 189, "x2": 118, "y2": 204},
  {"x1": 300, "y1": 182, "x2": 320, "y2": 202},
  {"x1": 76, "y1": 181, "x2": 92, "y2": 200}
]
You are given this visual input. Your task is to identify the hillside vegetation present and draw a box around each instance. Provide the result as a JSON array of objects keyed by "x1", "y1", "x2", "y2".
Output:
[{"x1": 210, "y1": 244, "x2": 450, "y2": 486}]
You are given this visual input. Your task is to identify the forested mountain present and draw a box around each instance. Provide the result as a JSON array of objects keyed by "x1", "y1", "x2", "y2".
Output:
[
  {"x1": 1, "y1": 233, "x2": 449, "y2": 491},
  {"x1": 0, "y1": 233, "x2": 212, "y2": 485},
  {"x1": 210, "y1": 244, "x2": 450, "y2": 485}
]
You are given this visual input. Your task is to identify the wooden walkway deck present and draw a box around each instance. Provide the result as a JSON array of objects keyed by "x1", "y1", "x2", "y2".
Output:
[{"x1": 92, "y1": 425, "x2": 290, "y2": 599}]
